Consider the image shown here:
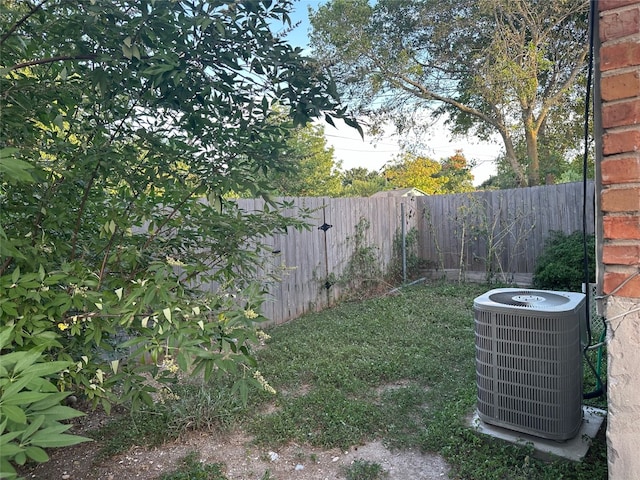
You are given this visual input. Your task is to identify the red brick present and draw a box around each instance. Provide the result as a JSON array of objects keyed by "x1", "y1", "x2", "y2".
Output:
[
  {"x1": 600, "y1": 7, "x2": 640, "y2": 41},
  {"x1": 603, "y1": 244, "x2": 640, "y2": 264},
  {"x1": 603, "y1": 127, "x2": 640, "y2": 154},
  {"x1": 604, "y1": 215, "x2": 640, "y2": 239},
  {"x1": 600, "y1": 0, "x2": 640, "y2": 11},
  {"x1": 603, "y1": 271, "x2": 640, "y2": 297},
  {"x1": 601, "y1": 41, "x2": 640, "y2": 71},
  {"x1": 602, "y1": 99, "x2": 640, "y2": 128},
  {"x1": 602, "y1": 70, "x2": 640, "y2": 101},
  {"x1": 602, "y1": 187, "x2": 640, "y2": 211},
  {"x1": 602, "y1": 156, "x2": 640, "y2": 183}
]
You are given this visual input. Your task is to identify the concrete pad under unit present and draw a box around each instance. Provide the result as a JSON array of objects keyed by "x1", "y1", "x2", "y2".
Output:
[{"x1": 469, "y1": 406, "x2": 607, "y2": 462}]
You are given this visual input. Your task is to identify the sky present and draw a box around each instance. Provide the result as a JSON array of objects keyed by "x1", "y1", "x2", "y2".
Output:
[{"x1": 277, "y1": 0, "x2": 502, "y2": 186}]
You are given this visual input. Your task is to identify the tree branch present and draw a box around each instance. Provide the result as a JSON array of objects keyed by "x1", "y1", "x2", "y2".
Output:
[
  {"x1": 0, "y1": 256, "x2": 14, "y2": 277},
  {"x1": 389, "y1": 70, "x2": 500, "y2": 130},
  {"x1": 141, "y1": 186, "x2": 202, "y2": 252},
  {"x1": 70, "y1": 96, "x2": 143, "y2": 261},
  {"x1": 10, "y1": 55, "x2": 98, "y2": 71},
  {"x1": 535, "y1": 46, "x2": 588, "y2": 132},
  {"x1": 0, "y1": 0, "x2": 49, "y2": 45}
]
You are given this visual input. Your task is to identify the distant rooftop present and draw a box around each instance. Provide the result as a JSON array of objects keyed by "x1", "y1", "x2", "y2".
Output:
[{"x1": 370, "y1": 187, "x2": 427, "y2": 197}]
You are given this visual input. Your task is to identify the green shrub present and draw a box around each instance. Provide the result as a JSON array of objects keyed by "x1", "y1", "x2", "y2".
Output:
[
  {"x1": 533, "y1": 231, "x2": 595, "y2": 291},
  {"x1": 0, "y1": 326, "x2": 91, "y2": 479},
  {"x1": 0, "y1": 0, "x2": 355, "y2": 425}
]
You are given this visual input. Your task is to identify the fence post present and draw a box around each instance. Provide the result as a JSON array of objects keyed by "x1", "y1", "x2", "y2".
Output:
[{"x1": 401, "y1": 202, "x2": 407, "y2": 283}]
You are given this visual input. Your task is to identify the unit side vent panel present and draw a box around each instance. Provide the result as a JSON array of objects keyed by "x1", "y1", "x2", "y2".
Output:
[{"x1": 474, "y1": 299, "x2": 584, "y2": 441}]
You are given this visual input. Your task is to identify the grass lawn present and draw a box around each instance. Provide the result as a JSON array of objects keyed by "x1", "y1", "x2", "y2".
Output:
[{"x1": 96, "y1": 281, "x2": 608, "y2": 479}]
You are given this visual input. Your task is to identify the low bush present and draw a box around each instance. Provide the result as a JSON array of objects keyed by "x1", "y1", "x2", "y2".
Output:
[{"x1": 533, "y1": 231, "x2": 595, "y2": 291}]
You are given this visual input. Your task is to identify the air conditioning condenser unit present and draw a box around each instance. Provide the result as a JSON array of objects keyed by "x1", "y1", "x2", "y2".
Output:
[{"x1": 474, "y1": 288, "x2": 586, "y2": 441}]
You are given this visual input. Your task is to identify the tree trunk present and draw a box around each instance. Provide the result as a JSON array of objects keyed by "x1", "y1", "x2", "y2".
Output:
[
  {"x1": 498, "y1": 128, "x2": 528, "y2": 187},
  {"x1": 524, "y1": 116, "x2": 540, "y2": 186}
]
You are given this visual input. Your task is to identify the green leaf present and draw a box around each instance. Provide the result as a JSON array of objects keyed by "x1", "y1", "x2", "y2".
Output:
[
  {"x1": 0, "y1": 429, "x2": 22, "y2": 445},
  {"x1": 29, "y1": 432, "x2": 92, "y2": 448},
  {"x1": 244, "y1": 354, "x2": 258, "y2": 368},
  {"x1": 0, "y1": 458, "x2": 18, "y2": 480},
  {"x1": 138, "y1": 390, "x2": 154, "y2": 408},
  {"x1": 324, "y1": 114, "x2": 336, "y2": 128},
  {"x1": 20, "y1": 415, "x2": 45, "y2": 440},
  {"x1": 10, "y1": 266, "x2": 20, "y2": 285},
  {"x1": 0, "y1": 405, "x2": 27, "y2": 424},
  {"x1": 1, "y1": 376, "x2": 34, "y2": 399},
  {"x1": 53, "y1": 114, "x2": 64, "y2": 131},
  {"x1": 27, "y1": 423, "x2": 70, "y2": 438},
  {"x1": 12, "y1": 350, "x2": 42, "y2": 374},
  {"x1": 25, "y1": 445, "x2": 49, "y2": 463},
  {"x1": 176, "y1": 352, "x2": 188, "y2": 371},
  {"x1": 101, "y1": 397, "x2": 112, "y2": 415},
  {"x1": 0, "y1": 351, "x2": 23, "y2": 368},
  {"x1": 343, "y1": 117, "x2": 364, "y2": 139},
  {"x1": 0, "y1": 326, "x2": 13, "y2": 350},
  {"x1": 0, "y1": 442, "x2": 24, "y2": 457},
  {"x1": 143, "y1": 63, "x2": 176, "y2": 75},
  {"x1": 40, "y1": 405, "x2": 85, "y2": 422},
  {"x1": 0, "y1": 301, "x2": 18, "y2": 317},
  {"x1": 0, "y1": 149, "x2": 34, "y2": 183},
  {"x1": 23, "y1": 361, "x2": 71, "y2": 378},
  {"x1": 25, "y1": 376, "x2": 59, "y2": 394},
  {"x1": 2, "y1": 391, "x2": 51, "y2": 406},
  {"x1": 0, "y1": 238, "x2": 25, "y2": 260},
  {"x1": 13, "y1": 450, "x2": 26, "y2": 465}
]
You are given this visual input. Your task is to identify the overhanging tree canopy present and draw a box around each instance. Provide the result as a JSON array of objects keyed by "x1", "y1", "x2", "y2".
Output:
[
  {"x1": 309, "y1": 0, "x2": 589, "y2": 187},
  {"x1": 0, "y1": 0, "x2": 356, "y2": 425}
]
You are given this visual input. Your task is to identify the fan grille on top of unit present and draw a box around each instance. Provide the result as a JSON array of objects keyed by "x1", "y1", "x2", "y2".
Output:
[{"x1": 488, "y1": 290, "x2": 571, "y2": 309}]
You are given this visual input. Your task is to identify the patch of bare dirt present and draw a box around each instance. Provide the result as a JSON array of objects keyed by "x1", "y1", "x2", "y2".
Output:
[
  {"x1": 20, "y1": 380, "x2": 450, "y2": 480},
  {"x1": 19, "y1": 425, "x2": 450, "y2": 480}
]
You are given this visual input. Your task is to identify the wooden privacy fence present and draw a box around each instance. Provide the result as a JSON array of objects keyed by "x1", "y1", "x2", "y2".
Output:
[
  {"x1": 234, "y1": 196, "x2": 421, "y2": 326},
  {"x1": 232, "y1": 181, "x2": 594, "y2": 326},
  {"x1": 415, "y1": 181, "x2": 595, "y2": 284}
]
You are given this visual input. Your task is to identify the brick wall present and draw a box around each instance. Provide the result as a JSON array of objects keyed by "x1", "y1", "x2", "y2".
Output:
[
  {"x1": 598, "y1": 2, "x2": 640, "y2": 479},
  {"x1": 599, "y1": 0, "x2": 640, "y2": 298}
]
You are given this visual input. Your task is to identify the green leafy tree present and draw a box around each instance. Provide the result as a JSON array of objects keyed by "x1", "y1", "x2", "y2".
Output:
[
  {"x1": 558, "y1": 151, "x2": 595, "y2": 184},
  {"x1": 383, "y1": 152, "x2": 473, "y2": 194},
  {"x1": 384, "y1": 154, "x2": 447, "y2": 194},
  {"x1": 310, "y1": 0, "x2": 589, "y2": 187},
  {"x1": 268, "y1": 123, "x2": 343, "y2": 197},
  {"x1": 340, "y1": 167, "x2": 386, "y2": 197},
  {"x1": 437, "y1": 150, "x2": 475, "y2": 193},
  {"x1": 0, "y1": 1, "x2": 356, "y2": 473},
  {"x1": 384, "y1": 151, "x2": 474, "y2": 194}
]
